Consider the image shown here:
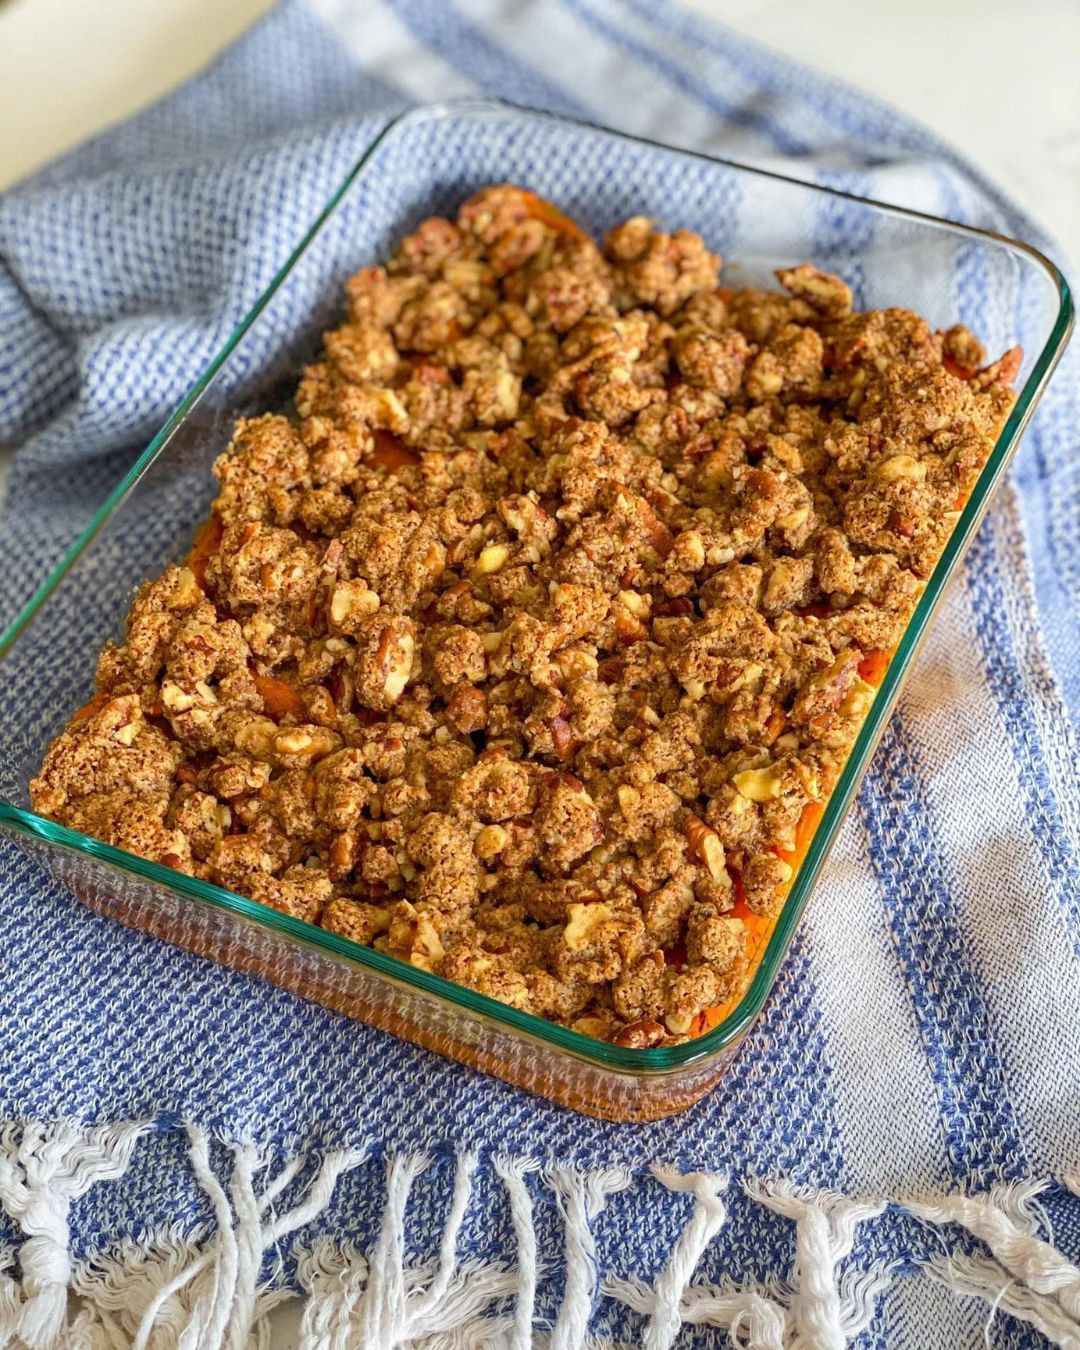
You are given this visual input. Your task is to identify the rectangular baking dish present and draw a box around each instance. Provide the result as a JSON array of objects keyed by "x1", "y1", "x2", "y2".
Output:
[{"x1": 0, "y1": 101, "x2": 1071, "y2": 1121}]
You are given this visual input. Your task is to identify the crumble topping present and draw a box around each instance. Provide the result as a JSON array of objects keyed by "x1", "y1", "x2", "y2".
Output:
[{"x1": 32, "y1": 185, "x2": 1018, "y2": 1046}]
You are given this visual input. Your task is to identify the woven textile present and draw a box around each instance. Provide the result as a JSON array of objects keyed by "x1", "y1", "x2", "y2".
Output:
[{"x1": 0, "y1": 3, "x2": 1078, "y2": 1346}]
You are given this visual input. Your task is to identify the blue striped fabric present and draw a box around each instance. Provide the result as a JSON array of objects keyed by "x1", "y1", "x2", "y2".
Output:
[{"x1": 0, "y1": 2, "x2": 1077, "y2": 1343}]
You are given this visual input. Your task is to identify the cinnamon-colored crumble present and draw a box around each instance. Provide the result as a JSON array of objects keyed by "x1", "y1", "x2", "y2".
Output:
[{"x1": 32, "y1": 186, "x2": 1018, "y2": 1046}]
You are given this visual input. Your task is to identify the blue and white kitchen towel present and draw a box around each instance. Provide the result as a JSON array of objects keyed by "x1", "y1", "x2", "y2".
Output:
[{"x1": 1, "y1": 2, "x2": 1078, "y2": 1346}]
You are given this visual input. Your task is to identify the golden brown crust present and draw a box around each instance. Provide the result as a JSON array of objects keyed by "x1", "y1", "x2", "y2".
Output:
[{"x1": 32, "y1": 185, "x2": 1016, "y2": 1045}]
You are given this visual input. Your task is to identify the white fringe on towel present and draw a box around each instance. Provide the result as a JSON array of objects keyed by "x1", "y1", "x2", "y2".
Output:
[
  {"x1": 748, "y1": 1180, "x2": 888, "y2": 1349},
  {"x1": 0, "y1": 1122, "x2": 1079, "y2": 1348},
  {"x1": 0, "y1": 1120, "x2": 147, "y2": 1349}
]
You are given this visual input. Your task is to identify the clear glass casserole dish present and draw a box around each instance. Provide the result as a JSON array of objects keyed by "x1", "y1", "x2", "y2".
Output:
[{"x1": 0, "y1": 101, "x2": 1071, "y2": 1122}]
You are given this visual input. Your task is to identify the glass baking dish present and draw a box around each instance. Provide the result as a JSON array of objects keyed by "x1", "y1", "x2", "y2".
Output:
[{"x1": 0, "y1": 101, "x2": 1071, "y2": 1122}]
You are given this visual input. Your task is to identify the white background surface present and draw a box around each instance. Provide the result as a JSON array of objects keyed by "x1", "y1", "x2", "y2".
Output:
[
  {"x1": 0, "y1": 3, "x2": 1076, "y2": 1345},
  {"x1": 1, "y1": 0, "x2": 1078, "y2": 262}
]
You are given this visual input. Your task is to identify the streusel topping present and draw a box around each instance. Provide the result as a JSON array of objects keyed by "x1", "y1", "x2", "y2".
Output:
[{"x1": 32, "y1": 186, "x2": 1018, "y2": 1046}]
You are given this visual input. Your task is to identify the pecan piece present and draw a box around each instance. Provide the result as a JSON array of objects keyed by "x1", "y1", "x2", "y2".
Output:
[
  {"x1": 612, "y1": 1019, "x2": 665, "y2": 1049},
  {"x1": 683, "y1": 815, "x2": 728, "y2": 884}
]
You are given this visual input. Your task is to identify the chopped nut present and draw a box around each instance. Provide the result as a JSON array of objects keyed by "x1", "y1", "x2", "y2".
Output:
[
  {"x1": 617, "y1": 589, "x2": 651, "y2": 618},
  {"x1": 683, "y1": 815, "x2": 727, "y2": 884},
  {"x1": 474, "y1": 543, "x2": 510, "y2": 575},
  {"x1": 733, "y1": 764, "x2": 783, "y2": 803},
  {"x1": 563, "y1": 901, "x2": 612, "y2": 951},
  {"x1": 170, "y1": 567, "x2": 204, "y2": 609},
  {"x1": 330, "y1": 579, "x2": 381, "y2": 629},
  {"x1": 234, "y1": 717, "x2": 278, "y2": 761},
  {"x1": 475, "y1": 824, "x2": 508, "y2": 860},
  {"x1": 876, "y1": 454, "x2": 927, "y2": 482},
  {"x1": 114, "y1": 721, "x2": 139, "y2": 747},
  {"x1": 775, "y1": 506, "x2": 810, "y2": 532},
  {"x1": 615, "y1": 607, "x2": 649, "y2": 645},
  {"x1": 548, "y1": 714, "x2": 575, "y2": 760},
  {"x1": 746, "y1": 354, "x2": 783, "y2": 398},
  {"x1": 763, "y1": 560, "x2": 801, "y2": 610},
  {"x1": 671, "y1": 530, "x2": 706, "y2": 572},
  {"x1": 161, "y1": 681, "x2": 198, "y2": 713},
  {"x1": 555, "y1": 647, "x2": 598, "y2": 681},
  {"x1": 273, "y1": 725, "x2": 340, "y2": 766},
  {"x1": 487, "y1": 368, "x2": 521, "y2": 422},
  {"x1": 328, "y1": 830, "x2": 356, "y2": 879},
  {"x1": 840, "y1": 678, "x2": 876, "y2": 720},
  {"x1": 616, "y1": 785, "x2": 640, "y2": 818},
  {"x1": 386, "y1": 901, "x2": 446, "y2": 972},
  {"x1": 376, "y1": 624, "x2": 415, "y2": 706},
  {"x1": 612, "y1": 1019, "x2": 665, "y2": 1049},
  {"x1": 447, "y1": 685, "x2": 488, "y2": 734}
]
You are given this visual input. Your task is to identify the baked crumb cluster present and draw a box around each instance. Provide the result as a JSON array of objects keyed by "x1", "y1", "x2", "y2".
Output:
[{"x1": 33, "y1": 186, "x2": 1018, "y2": 1047}]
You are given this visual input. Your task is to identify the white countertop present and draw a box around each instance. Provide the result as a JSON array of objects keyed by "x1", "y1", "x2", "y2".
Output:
[{"x1": 1, "y1": 0, "x2": 1077, "y2": 263}]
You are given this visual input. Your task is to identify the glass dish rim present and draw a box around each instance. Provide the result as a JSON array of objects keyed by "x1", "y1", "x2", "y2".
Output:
[{"x1": 0, "y1": 97, "x2": 1072, "y2": 1076}]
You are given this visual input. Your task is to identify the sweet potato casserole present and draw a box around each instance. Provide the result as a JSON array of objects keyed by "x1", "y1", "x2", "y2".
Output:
[{"x1": 31, "y1": 186, "x2": 1019, "y2": 1048}]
